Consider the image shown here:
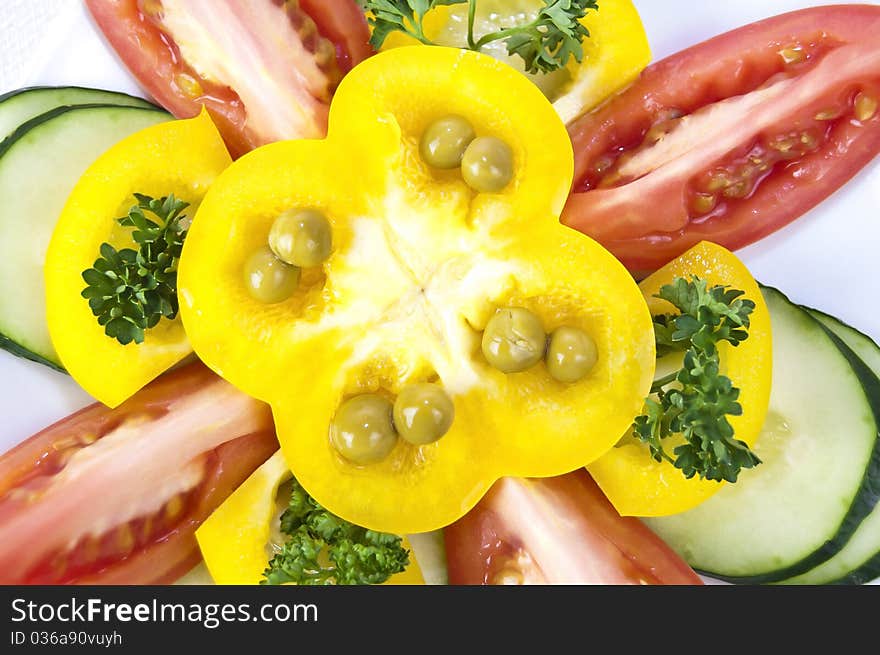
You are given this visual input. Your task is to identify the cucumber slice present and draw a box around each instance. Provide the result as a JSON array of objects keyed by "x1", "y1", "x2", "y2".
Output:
[
  {"x1": 0, "y1": 104, "x2": 169, "y2": 370},
  {"x1": 645, "y1": 286, "x2": 880, "y2": 583},
  {"x1": 0, "y1": 86, "x2": 156, "y2": 143},
  {"x1": 779, "y1": 309, "x2": 880, "y2": 584}
]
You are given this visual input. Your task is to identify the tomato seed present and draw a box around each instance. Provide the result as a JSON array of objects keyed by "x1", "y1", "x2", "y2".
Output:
[
  {"x1": 855, "y1": 92, "x2": 878, "y2": 122},
  {"x1": 287, "y1": 4, "x2": 341, "y2": 87},
  {"x1": 771, "y1": 137, "x2": 796, "y2": 152},
  {"x1": 140, "y1": 0, "x2": 164, "y2": 18},
  {"x1": 592, "y1": 155, "x2": 614, "y2": 176},
  {"x1": 492, "y1": 568, "x2": 525, "y2": 585},
  {"x1": 315, "y1": 38, "x2": 337, "y2": 69},
  {"x1": 51, "y1": 436, "x2": 80, "y2": 451},
  {"x1": 164, "y1": 495, "x2": 185, "y2": 521},
  {"x1": 800, "y1": 132, "x2": 818, "y2": 150},
  {"x1": 779, "y1": 46, "x2": 805, "y2": 64},
  {"x1": 722, "y1": 181, "x2": 750, "y2": 199},
  {"x1": 50, "y1": 552, "x2": 67, "y2": 579},
  {"x1": 597, "y1": 171, "x2": 623, "y2": 188},
  {"x1": 5, "y1": 487, "x2": 38, "y2": 503},
  {"x1": 295, "y1": 12, "x2": 318, "y2": 41},
  {"x1": 53, "y1": 448, "x2": 78, "y2": 470},
  {"x1": 80, "y1": 535, "x2": 101, "y2": 565},
  {"x1": 174, "y1": 73, "x2": 204, "y2": 100},
  {"x1": 141, "y1": 516, "x2": 154, "y2": 541},
  {"x1": 814, "y1": 108, "x2": 841, "y2": 121},
  {"x1": 705, "y1": 172, "x2": 731, "y2": 192},
  {"x1": 690, "y1": 192, "x2": 717, "y2": 215},
  {"x1": 117, "y1": 526, "x2": 136, "y2": 554}
]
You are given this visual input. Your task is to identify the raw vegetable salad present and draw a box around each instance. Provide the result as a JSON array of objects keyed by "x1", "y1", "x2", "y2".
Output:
[{"x1": 0, "y1": 0, "x2": 878, "y2": 586}]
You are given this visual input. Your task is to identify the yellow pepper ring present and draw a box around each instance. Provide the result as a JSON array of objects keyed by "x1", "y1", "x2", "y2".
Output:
[
  {"x1": 588, "y1": 241, "x2": 773, "y2": 517},
  {"x1": 179, "y1": 46, "x2": 655, "y2": 534},
  {"x1": 196, "y1": 451, "x2": 425, "y2": 585},
  {"x1": 379, "y1": 0, "x2": 651, "y2": 123},
  {"x1": 45, "y1": 110, "x2": 231, "y2": 407}
]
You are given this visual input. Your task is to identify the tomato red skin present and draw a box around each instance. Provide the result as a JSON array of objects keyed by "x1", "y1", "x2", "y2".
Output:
[
  {"x1": 0, "y1": 363, "x2": 277, "y2": 585},
  {"x1": 85, "y1": 0, "x2": 372, "y2": 157},
  {"x1": 562, "y1": 5, "x2": 880, "y2": 274},
  {"x1": 445, "y1": 470, "x2": 702, "y2": 585},
  {"x1": 74, "y1": 432, "x2": 275, "y2": 585},
  {"x1": 300, "y1": 0, "x2": 373, "y2": 72},
  {"x1": 50, "y1": 432, "x2": 272, "y2": 585}
]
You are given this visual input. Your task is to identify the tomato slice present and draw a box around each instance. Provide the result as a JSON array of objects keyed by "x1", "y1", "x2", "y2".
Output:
[
  {"x1": 444, "y1": 471, "x2": 702, "y2": 585},
  {"x1": 562, "y1": 5, "x2": 880, "y2": 275},
  {"x1": 85, "y1": 0, "x2": 372, "y2": 156},
  {"x1": 0, "y1": 363, "x2": 276, "y2": 584},
  {"x1": 300, "y1": 0, "x2": 374, "y2": 72}
]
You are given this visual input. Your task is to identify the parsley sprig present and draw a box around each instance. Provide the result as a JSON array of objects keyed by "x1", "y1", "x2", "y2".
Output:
[
  {"x1": 81, "y1": 194, "x2": 189, "y2": 346},
  {"x1": 362, "y1": 0, "x2": 598, "y2": 74},
  {"x1": 632, "y1": 276, "x2": 761, "y2": 483},
  {"x1": 263, "y1": 477, "x2": 410, "y2": 585}
]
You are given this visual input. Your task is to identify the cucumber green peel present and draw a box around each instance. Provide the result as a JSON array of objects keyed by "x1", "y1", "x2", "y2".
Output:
[
  {"x1": 0, "y1": 99, "x2": 169, "y2": 371},
  {"x1": 780, "y1": 308, "x2": 880, "y2": 585},
  {"x1": 646, "y1": 286, "x2": 880, "y2": 584}
]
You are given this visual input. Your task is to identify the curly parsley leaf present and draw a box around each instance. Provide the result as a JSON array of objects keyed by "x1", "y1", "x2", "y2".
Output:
[
  {"x1": 361, "y1": 0, "x2": 466, "y2": 46},
  {"x1": 632, "y1": 276, "x2": 761, "y2": 483},
  {"x1": 653, "y1": 275, "x2": 755, "y2": 357},
  {"x1": 81, "y1": 194, "x2": 189, "y2": 346},
  {"x1": 263, "y1": 477, "x2": 409, "y2": 585},
  {"x1": 497, "y1": 0, "x2": 595, "y2": 74},
  {"x1": 361, "y1": 0, "x2": 597, "y2": 74}
]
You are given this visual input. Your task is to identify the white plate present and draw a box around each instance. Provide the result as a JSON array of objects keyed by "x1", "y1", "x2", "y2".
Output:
[{"x1": 1, "y1": 0, "x2": 878, "y2": 582}]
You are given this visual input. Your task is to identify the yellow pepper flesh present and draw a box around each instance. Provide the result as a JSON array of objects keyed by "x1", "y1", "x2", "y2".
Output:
[
  {"x1": 45, "y1": 110, "x2": 231, "y2": 407},
  {"x1": 179, "y1": 46, "x2": 655, "y2": 535},
  {"x1": 380, "y1": 0, "x2": 651, "y2": 123},
  {"x1": 196, "y1": 451, "x2": 424, "y2": 585},
  {"x1": 552, "y1": 0, "x2": 652, "y2": 122},
  {"x1": 588, "y1": 241, "x2": 773, "y2": 517}
]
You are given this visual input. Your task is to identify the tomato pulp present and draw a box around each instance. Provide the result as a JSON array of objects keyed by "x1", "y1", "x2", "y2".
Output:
[
  {"x1": 563, "y1": 5, "x2": 880, "y2": 274},
  {"x1": 86, "y1": 0, "x2": 373, "y2": 156},
  {"x1": 444, "y1": 470, "x2": 702, "y2": 584},
  {"x1": 0, "y1": 363, "x2": 276, "y2": 584}
]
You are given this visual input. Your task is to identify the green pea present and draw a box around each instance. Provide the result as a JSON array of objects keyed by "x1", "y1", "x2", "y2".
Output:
[
  {"x1": 330, "y1": 394, "x2": 398, "y2": 465},
  {"x1": 419, "y1": 115, "x2": 476, "y2": 169},
  {"x1": 461, "y1": 136, "x2": 514, "y2": 193},
  {"x1": 393, "y1": 383, "x2": 455, "y2": 445},
  {"x1": 243, "y1": 246, "x2": 300, "y2": 304},
  {"x1": 268, "y1": 209, "x2": 332, "y2": 268},
  {"x1": 546, "y1": 326, "x2": 598, "y2": 383},
  {"x1": 482, "y1": 307, "x2": 546, "y2": 373}
]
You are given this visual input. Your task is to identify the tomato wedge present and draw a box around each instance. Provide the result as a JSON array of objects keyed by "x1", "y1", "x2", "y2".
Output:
[
  {"x1": 86, "y1": 0, "x2": 372, "y2": 156},
  {"x1": 562, "y1": 5, "x2": 880, "y2": 274},
  {"x1": 444, "y1": 471, "x2": 702, "y2": 585},
  {"x1": 299, "y1": 0, "x2": 373, "y2": 72},
  {"x1": 0, "y1": 363, "x2": 276, "y2": 584}
]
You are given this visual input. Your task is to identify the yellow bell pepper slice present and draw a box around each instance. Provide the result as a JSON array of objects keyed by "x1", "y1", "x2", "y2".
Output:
[
  {"x1": 196, "y1": 451, "x2": 424, "y2": 585},
  {"x1": 179, "y1": 46, "x2": 655, "y2": 534},
  {"x1": 588, "y1": 241, "x2": 773, "y2": 517},
  {"x1": 380, "y1": 0, "x2": 651, "y2": 123},
  {"x1": 45, "y1": 110, "x2": 231, "y2": 407}
]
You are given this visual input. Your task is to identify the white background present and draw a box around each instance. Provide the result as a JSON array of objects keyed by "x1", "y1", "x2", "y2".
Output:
[{"x1": 1, "y1": 0, "x2": 879, "y2": 530}]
